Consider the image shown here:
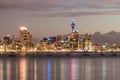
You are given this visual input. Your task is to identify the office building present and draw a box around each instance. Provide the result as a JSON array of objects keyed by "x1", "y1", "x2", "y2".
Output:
[{"x1": 19, "y1": 27, "x2": 32, "y2": 49}]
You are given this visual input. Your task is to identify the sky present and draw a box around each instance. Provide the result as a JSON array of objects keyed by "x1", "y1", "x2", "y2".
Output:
[{"x1": 0, "y1": 0, "x2": 120, "y2": 39}]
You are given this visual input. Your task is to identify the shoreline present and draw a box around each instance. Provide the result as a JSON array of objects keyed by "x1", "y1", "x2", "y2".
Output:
[{"x1": 0, "y1": 52, "x2": 120, "y2": 57}]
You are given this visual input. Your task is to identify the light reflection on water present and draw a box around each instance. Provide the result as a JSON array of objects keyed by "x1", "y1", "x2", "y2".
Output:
[
  {"x1": 0, "y1": 59, "x2": 3, "y2": 80},
  {"x1": 0, "y1": 57, "x2": 120, "y2": 80},
  {"x1": 47, "y1": 60, "x2": 51, "y2": 80},
  {"x1": 19, "y1": 58, "x2": 27, "y2": 80}
]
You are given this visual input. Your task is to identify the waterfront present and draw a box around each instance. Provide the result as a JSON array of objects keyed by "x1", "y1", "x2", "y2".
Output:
[
  {"x1": 0, "y1": 17, "x2": 120, "y2": 54},
  {"x1": 0, "y1": 55, "x2": 120, "y2": 80}
]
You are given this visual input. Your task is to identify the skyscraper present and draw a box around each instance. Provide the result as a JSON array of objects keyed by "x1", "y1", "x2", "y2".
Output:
[
  {"x1": 84, "y1": 33, "x2": 93, "y2": 51},
  {"x1": 19, "y1": 27, "x2": 32, "y2": 49}
]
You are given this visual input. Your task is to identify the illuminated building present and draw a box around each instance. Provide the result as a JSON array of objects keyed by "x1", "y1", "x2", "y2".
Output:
[
  {"x1": 3, "y1": 34, "x2": 13, "y2": 45},
  {"x1": 68, "y1": 32, "x2": 79, "y2": 50},
  {"x1": 0, "y1": 39, "x2": 3, "y2": 52},
  {"x1": 57, "y1": 35, "x2": 62, "y2": 41},
  {"x1": 56, "y1": 35, "x2": 64, "y2": 50},
  {"x1": 79, "y1": 38, "x2": 85, "y2": 50},
  {"x1": 84, "y1": 33, "x2": 93, "y2": 51},
  {"x1": 41, "y1": 36, "x2": 57, "y2": 52},
  {"x1": 40, "y1": 40, "x2": 47, "y2": 52},
  {"x1": 43, "y1": 36, "x2": 56, "y2": 44},
  {"x1": 19, "y1": 27, "x2": 32, "y2": 50},
  {"x1": 49, "y1": 37, "x2": 56, "y2": 43},
  {"x1": 3, "y1": 34, "x2": 13, "y2": 52}
]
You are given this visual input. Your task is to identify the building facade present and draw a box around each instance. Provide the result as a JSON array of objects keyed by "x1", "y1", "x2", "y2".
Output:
[{"x1": 20, "y1": 27, "x2": 32, "y2": 50}]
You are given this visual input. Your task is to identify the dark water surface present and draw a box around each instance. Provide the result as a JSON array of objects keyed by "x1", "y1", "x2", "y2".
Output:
[{"x1": 0, "y1": 56, "x2": 120, "y2": 80}]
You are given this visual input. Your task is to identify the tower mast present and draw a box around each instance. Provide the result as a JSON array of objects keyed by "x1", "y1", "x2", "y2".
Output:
[{"x1": 71, "y1": 15, "x2": 75, "y2": 32}]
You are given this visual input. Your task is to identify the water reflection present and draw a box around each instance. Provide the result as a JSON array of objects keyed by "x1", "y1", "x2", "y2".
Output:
[
  {"x1": 34, "y1": 59, "x2": 37, "y2": 80},
  {"x1": 19, "y1": 58, "x2": 27, "y2": 80},
  {"x1": 0, "y1": 59, "x2": 3, "y2": 80},
  {"x1": 47, "y1": 60, "x2": 51, "y2": 80},
  {"x1": 70, "y1": 59, "x2": 77, "y2": 80},
  {"x1": 102, "y1": 60, "x2": 106, "y2": 80},
  {"x1": 7, "y1": 60, "x2": 11, "y2": 80},
  {"x1": 0, "y1": 57, "x2": 120, "y2": 80}
]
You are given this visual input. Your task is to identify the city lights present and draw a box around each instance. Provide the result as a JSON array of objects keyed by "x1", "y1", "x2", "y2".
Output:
[{"x1": 0, "y1": 16, "x2": 119, "y2": 55}]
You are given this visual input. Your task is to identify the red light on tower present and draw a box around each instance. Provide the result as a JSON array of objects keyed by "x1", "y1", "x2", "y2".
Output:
[{"x1": 71, "y1": 15, "x2": 75, "y2": 32}]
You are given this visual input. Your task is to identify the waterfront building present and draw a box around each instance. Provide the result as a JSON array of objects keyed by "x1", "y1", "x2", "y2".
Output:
[
  {"x1": 3, "y1": 34, "x2": 13, "y2": 52},
  {"x1": 3, "y1": 34, "x2": 13, "y2": 45},
  {"x1": 40, "y1": 40, "x2": 47, "y2": 52},
  {"x1": 0, "y1": 39, "x2": 3, "y2": 52},
  {"x1": 19, "y1": 27, "x2": 32, "y2": 51},
  {"x1": 84, "y1": 33, "x2": 93, "y2": 52},
  {"x1": 56, "y1": 35, "x2": 64, "y2": 50},
  {"x1": 56, "y1": 35, "x2": 63, "y2": 48},
  {"x1": 13, "y1": 40, "x2": 21, "y2": 52},
  {"x1": 57, "y1": 35, "x2": 62, "y2": 41},
  {"x1": 43, "y1": 36, "x2": 57, "y2": 43},
  {"x1": 79, "y1": 38, "x2": 85, "y2": 50},
  {"x1": 41, "y1": 36, "x2": 57, "y2": 52},
  {"x1": 68, "y1": 32, "x2": 79, "y2": 50}
]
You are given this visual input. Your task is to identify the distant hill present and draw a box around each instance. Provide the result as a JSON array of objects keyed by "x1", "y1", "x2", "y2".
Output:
[{"x1": 91, "y1": 31, "x2": 120, "y2": 45}]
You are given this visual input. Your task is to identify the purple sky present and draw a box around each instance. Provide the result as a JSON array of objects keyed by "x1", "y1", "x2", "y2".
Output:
[{"x1": 0, "y1": 0, "x2": 120, "y2": 39}]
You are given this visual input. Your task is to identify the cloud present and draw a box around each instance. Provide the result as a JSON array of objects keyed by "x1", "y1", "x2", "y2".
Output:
[{"x1": 0, "y1": 0, "x2": 120, "y2": 17}]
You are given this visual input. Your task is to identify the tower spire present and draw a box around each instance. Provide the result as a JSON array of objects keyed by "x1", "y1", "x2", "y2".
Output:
[
  {"x1": 71, "y1": 15, "x2": 75, "y2": 32},
  {"x1": 72, "y1": 15, "x2": 75, "y2": 23}
]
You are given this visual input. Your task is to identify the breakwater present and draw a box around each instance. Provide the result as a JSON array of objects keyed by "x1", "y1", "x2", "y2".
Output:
[{"x1": 0, "y1": 52, "x2": 120, "y2": 57}]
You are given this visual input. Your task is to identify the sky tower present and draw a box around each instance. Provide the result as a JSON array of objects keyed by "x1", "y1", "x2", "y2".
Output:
[{"x1": 71, "y1": 15, "x2": 75, "y2": 32}]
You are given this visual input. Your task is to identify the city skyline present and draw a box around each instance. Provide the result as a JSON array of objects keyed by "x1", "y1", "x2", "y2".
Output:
[{"x1": 0, "y1": 0, "x2": 120, "y2": 39}]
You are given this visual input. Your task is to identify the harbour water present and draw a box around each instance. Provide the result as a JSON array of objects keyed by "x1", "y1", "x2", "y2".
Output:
[{"x1": 0, "y1": 54, "x2": 120, "y2": 80}]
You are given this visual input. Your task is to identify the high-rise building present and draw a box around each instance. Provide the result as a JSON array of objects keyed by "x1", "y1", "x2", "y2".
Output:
[
  {"x1": 19, "y1": 27, "x2": 32, "y2": 49},
  {"x1": 84, "y1": 33, "x2": 93, "y2": 51},
  {"x1": 3, "y1": 34, "x2": 13, "y2": 52},
  {"x1": 3, "y1": 34, "x2": 13, "y2": 45},
  {"x1": 57, "y1": 35, "x2": 62, "y2": 45}
]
